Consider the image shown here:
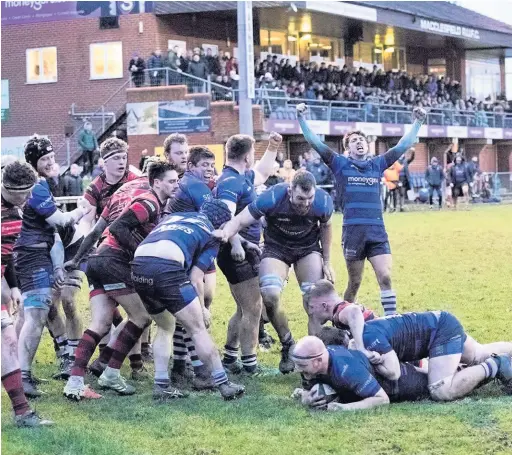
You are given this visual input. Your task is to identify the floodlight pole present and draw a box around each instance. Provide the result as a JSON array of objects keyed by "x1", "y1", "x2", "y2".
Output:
[{"x1": 237, "y1": 0, "x2": 254, "y2": 136}]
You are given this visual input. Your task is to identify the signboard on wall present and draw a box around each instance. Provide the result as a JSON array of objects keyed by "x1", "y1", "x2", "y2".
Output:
[
  {"x1": 2, "y1": 1, "x2": 153, "y2": 25},
  {"x1": 1, "y1": 80, "x2": 9, "y2": 122},
  {"x1": 168, "y1": 39, "x2": 187, "y2": 55},
  {"x1": 126, "y1": 102, "x2": 158, "y2": 135},
  {"x1": 1, "y1": 135, "x2": 47, "y2": 160}
]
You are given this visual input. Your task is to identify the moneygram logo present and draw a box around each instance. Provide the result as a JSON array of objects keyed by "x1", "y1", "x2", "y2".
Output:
[{"x1": 347, "y1": 176, "x2": 379, "y2": 186}]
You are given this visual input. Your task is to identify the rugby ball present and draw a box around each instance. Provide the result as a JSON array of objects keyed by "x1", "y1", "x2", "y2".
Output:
[{"x1": 310, "y1": 383, "x2": 337, "y2": 403}]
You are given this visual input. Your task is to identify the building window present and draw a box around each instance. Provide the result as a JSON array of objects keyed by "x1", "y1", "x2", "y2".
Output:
[
  {"x1": 90, "y1": 42, "x2": 123, "y2": 80},
  {"x1": 26, "y1": 47, "x2": 57, "y2": 84}
]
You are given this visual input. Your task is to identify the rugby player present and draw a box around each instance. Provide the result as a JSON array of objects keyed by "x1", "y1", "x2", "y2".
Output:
[
  {"x1": 14, "y1": 136, "x2": 88, "y2": 397},
  {"x1": 215, "y1": 171, "x2": 334, "y2": 373},
  {"x1": 1, "y1": 160, "x2": 52, "y2": 426},
  {"x1": 63, "y1": 161, "x2": 178, "y2": 400},
  {"x1": 166, "y1": 145, "x2": 218, "y2": 388},
  {"x1": 291, "y1": 335, "x2": 429, "y2": 411},
  {"x1": 215, "y1": 132, "x2": 282, "y2": 375},
  {"x1": 131, "y1": 200, "x2": 245, "y2": 400},
  {"x1": 297, "y1": 103, "x2": 427, "y2": 316},
  {"x1": 162, "y1": 133, "x2": 189, "y2": 175},
  {"x1": 307, "y1": 289, "x2": 512, "y2": 401}
]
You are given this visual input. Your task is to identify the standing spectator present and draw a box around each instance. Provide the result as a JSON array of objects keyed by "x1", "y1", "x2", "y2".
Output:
[
  {"x1": 306, "y1": 154, "x2": 331, "y2": 186},
  {"x1": 166, "y1": 46, "x2": 182, "y2": 72},
  {"x1": 383, "y1": 161, "x2": 402, "y2": 212},
  {"x1": 449, "y1": 154, "x2": 471, "y2": 209},
  {"x1": 139, "y1": 149, "x2": 149, "y2": 171},
  {"x1": 188, "y1": 54, "x2": 208, "y2": 92},
  {"x1": 276, "y1": 151, "x2": 285, "y2": 168},
  {"x1": 77, "y1": 121, "x2": 98, "y2": 176},
  {"x1": 128, "y1": 52, "x2": 145, "y2": 87},
  {"x1": 278, "y1": 159, "x2": 296, "y2": 184},
  {"x1": 147, "y1": 48, "x2": 164, "y2": 86},
  {"x1": 91, "y1": 157, "x2": 105, "y2": 178},
  {"x1": 264, "y1": 162, "x2": 284, "y2": 188},
  {"x1": 425, "y1": 157, "x2": 445, "y2": 209},
  {"x1": 397, "y1": 148, "x2": 415, "y2": 211},
  {"x1": 467, "y1": 155, "x2": 481, "y2": 196},
  {"x1": 47, "y1": 162, "x2": 63, "y2": 197},
  {"x1": 205, "y1": 48, "x2": 218, "y2": 75},
  {"x1": 62, "y1": 163, "x2": 83, "y2": 211}
]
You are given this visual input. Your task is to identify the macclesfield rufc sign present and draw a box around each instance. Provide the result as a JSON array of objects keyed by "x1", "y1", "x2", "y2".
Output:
[{"x1": 419, "y1": 19, "x2": 480, "y2": 40}]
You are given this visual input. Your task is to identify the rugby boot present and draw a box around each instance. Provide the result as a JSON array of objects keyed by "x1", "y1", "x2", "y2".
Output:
[
  {"x1": 240, "y1": 365, "x2": 280, "y2": 378},
  {"x1": 218, "y1": 381, "x2": 245, "y2": 401},
  {"x1": 192, "y1": 375, "x2": 216, "y2": 391},
  {"x1": 222, "y1": 359, "x2": 243, "y2": 375},
  {"x1": 171, "y1": 368, "x2": 195, "y2": 389},
  {"x1": 63, "y1": 379, "x2": 102, "y2": 401},
  {"x1": 131, "y1": 365, "x2": 151, "y2": 381},
  {"x1": 53, "y1": 355, "x2": 73, "y2": 380},
  {"x1": 259, "y1": 330, "x2": 275, "y2": 352},
  {"x1": 141, "y1": 344, "x2": 154, "y2": 363},
  {"x1": 493, "y1": 354, "x2": 512, "y2": 394},
  {"x1": 279, "y1": 341, "x2": 295, "y2": 374},
  {"x1": 153, "y1": 384, "x2": 189, "y2": 401},
  {"x1": 22, "y1": 374, "x2": 43, "y2": 398},
  {"x1": 97, "y1": 372, "x2": 136, "y2": 396},
  {"x1": 88, "y1": 358, "x2": 106, "y2": 378},
  {"x1": 15, "y1": 410, "x2": 54, "y2": 428}
]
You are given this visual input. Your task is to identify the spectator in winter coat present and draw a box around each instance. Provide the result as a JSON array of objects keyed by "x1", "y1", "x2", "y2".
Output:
[
  {"x1": 398, "y1": 148, "x2": 415, "y2": 211},
  {"x1": 306, "y1": 155, "x2": 332, "y2": 186},
  {"x1": 425, "y1": 157, "x2": 445, "y2": 209},
  {"x1": 449, "y1": 154, "x2": 471, "y2": 209},
  {"x1": 62, "y1": 163, "x2": 83, "y2": 210},
  {"x1": 147, "y1": 49, "x2": 164, "y2": 86},
  {"x1": 128, "y1": 53, "x2": 145, "y2": 87},
  {"x1": 91, "y1": 158, "x2": 105, "y2": 178},
  {"x1": 77, "y1": 121, "x2": 98, "y2": 176},
  {"x1": 467, "y1": 156, "x2": 481, "y2": 196},
  {"x1": 278, "y1": 159, "x2": 296, "y2": 184},
  {"x1": 188, "y1": 54, "x2": 208, "y2": 92}
]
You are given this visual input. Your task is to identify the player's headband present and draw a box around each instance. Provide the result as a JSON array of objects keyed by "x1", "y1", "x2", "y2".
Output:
[
  {"x1": 102, "y1": 149, "x2": 127, "y2": 161},
  {"x1": 1, "y1": 182, "x2": 35, "y2": 192},
  {"x1": 291, "y1": 352, "x2": 323, "y2": 361}
]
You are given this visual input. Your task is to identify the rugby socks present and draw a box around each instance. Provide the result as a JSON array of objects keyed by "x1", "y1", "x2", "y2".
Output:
[
  {"x1": 154, "y1": 370, "x2": 170, "y2": 389},
  {"x1": 108, "y1": 321, "x2": 144, "y2": 370},
  {"x1": 211, "y1": 369, "x2": 229, "y2": 386},
  {"x1": 241, "y1": 354, "x2": 258, "y2": 373},
  {"x1": 172, "y1": 323, "x2": 188, "y2": 373},
  {"x1": 481, "y1": 357, "x2": 499, "y2": 380},
  {"x1": 2, "y1": 370, "x2": 30, "y2": 416},
  {"x1": 129, "y1": 354, "x2": 143, "y2": 372},
  {"x1": 184, "y1": 334, "x2": 204, "y2": 375},
  {"x1": 281, "y1": 332, "x2": 294, "y2": 348},
  {"x1": 381, "y1": 290, "x2": 397, "y2": 316},
  {"x1": 68, "y1": 339, "x2": 79, "y2": 362},
  {"x1": 54, "y1": 335, "x2": 70, "y2": 359},
  {"x1": 223, "y1": 345, "x2": 239, "y2": 365},
  {"x1": 97, "y1": 345, "x2": 114, "y2": 365},
  {"x1": 71, "y1": 330, "x2": 102, "y2": 378}
]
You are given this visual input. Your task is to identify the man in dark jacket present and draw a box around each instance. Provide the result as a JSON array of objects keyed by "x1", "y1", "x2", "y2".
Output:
[
  {"x1": 425, "y1": 157, "x2": 445, "y2": 209},
  {"x1": 449, "y1": 154, "x2": 471, "y2": 209},
  {"x1": 398, "y1": 148, "x2": 415, "y2": 211},
  {"x1": 147, "y1": 49, "x2": 164, "y2": 86},
  {"x1": 466, "y1": 156, "x2": 481, "y2": 196},
  {"x1": 306, "y1": 155, "x2": 332, "y2": 186},
  {"x1": 63, "y1": 164, "x2": 83, "y2": 211},
  {"x1": 128, "y1": 53, "x2": 145, "y2": 87},
  {"x1": 77, "y1": 121, "x2": 98, "y2": 176},
  {"x1": 188, "y1": 54, "x2": 208, "y2": 92}
]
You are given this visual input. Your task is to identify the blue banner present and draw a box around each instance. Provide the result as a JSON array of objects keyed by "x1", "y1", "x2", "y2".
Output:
[{"x1": 158, "y1": 100, "x2": 211, "y2": 134}]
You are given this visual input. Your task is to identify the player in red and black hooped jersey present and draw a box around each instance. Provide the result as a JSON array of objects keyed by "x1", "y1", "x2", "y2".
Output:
[
  {"x1": 1, "y1": 159, "x2": 54, "y2": 427},
  {"x1": 63, "y1": 161, "x2": 180, "y2": 401}
]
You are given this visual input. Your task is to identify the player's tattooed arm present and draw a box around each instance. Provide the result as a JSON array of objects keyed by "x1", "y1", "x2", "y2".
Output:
[
  {"x1": 253, "y1": 132, "x2": 282, "y2": 186},
  {"x1": 327, "y1": 388, "x2": 390, "y2": 412},
  {"x1": 296, "y1": 103, "x2": 337, "y2": 166}
]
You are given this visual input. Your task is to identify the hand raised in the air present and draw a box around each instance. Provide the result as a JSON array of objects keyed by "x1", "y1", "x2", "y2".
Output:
[
  {"x1": 269, "y1": 131, "x2": 283, "y2": 148},
  {"x1": 296, "y1": 103, "x2": 308, "y2": 115},
  {"x1": 412, "y1": 107, "x2": 427, "y2": 124}
]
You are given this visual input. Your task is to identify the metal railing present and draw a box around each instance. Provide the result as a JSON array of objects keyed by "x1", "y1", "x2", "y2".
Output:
[
  {"x1": 55, "y1": 78, "x2": 132, "y2": 170},
  {"x1": 257, "y1": 93, "x2": 512, "y2": 127}
]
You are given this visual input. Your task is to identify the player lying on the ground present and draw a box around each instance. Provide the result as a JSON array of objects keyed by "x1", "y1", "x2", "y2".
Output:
[
  {"x1": 131, "y1": 200, "x2": 245, "y2": 401},
  {"x1": 214, "y1": 170, "x2": 334, "y2": 373},
  {"x1": 306, "y1": 282, "x2": 512, "y2": 400},
  {"x1": 291, "y1": 334, "x2": 429, "y2": 412},
  {"x1": 297, "y1": 103, "x2": 427, "y2": 317},
  {"x1": 1, "y1": 160, "x2": 53, "y2": 427}
]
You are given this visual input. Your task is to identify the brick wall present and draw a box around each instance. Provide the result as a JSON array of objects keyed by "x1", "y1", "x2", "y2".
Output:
[
  {"x1": 408, "y1": 143, "x2": 428, "y2": 173},
  {"x1": 464, "y1": 143, "x2": 497, "y2": 172},
  {"x1": 497, "y1": 143, "x2": 512, "y2": 172}
]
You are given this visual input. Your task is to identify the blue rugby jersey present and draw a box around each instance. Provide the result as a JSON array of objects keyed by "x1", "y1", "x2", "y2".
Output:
[
  {"x1": 298, "y1": 114, "x2": 421, "y2": 226},
  {"x1": 139, "y1": 212, "x2": 219, "y2": 274},
  {"x1": 166, "y1": 171, "x2": 213, "y2": 214},
  {"x1": 214, "y1": 166, "x2": 260, "y2": 243},
  {"x1": 362, "y1": 312, "x2": 441, "y2": 361},
  {"x1": 248, "y1": 183, "x2": 333, "y2": 249},
  {"x1": 15, "y1": 179, "x2": 57, "y2": 248}
]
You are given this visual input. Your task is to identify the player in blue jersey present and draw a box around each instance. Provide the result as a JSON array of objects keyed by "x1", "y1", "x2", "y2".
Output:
[
  {"x1": 131, "y1": 200, "x2": 245, "y2": 401},
  {"x1": 14, "y1": 136, "x2": 88, "y2": 397},
  {"x1": 297, "y1": 103, "x2": 427, "y2": 316},
  {"x1": 307, "y1": 289, "x2": 512, "y2": 401},
  {"x1": 216, "y1": 170, "x2": 334, "y2": 373},
  {"x1": 291, "y1": 336, "x2": 429, "y2": 411},
  {"x1": 214, "y1": 132, "x2": 282, "y2": 375},
  {"x1": 166, "y1": 145, "x2": 218, "y2": 389}
]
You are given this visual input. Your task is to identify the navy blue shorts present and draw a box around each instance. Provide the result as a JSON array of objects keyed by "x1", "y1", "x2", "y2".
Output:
[
  {"x1": 262, "y1": 241, "x2": 321, "y2": 267},
  {"x1": 379, "y1": 362, "x2": 429, "y2": 402},
  {"x1": 342, "y1": 224, "x2": 391, "y2": 261},
  {"x1": 429, "y1": 311, "x2": 467, "y2": 358},
  {"x1": 13, "y1": 246, "x2": 54, "y2": 309},
  {"x1": 217, "y1": 243, "x2": 260, "y2": 285},
  {"x1": 131, "y1": 257, "x2": 197, "y2": 315}
]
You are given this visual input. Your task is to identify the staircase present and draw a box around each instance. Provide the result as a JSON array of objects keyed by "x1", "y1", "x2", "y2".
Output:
[{"x1": 55, "y1": 78, "x2": 131, "y2": 171}]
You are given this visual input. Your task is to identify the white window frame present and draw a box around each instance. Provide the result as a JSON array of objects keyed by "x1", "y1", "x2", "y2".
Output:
[
  {"x1": 26, "y1": 47, "x2": 58, "y2": 84},
  {"x1": 89, "y1": 41, "x2": 124, "y2": 80}
]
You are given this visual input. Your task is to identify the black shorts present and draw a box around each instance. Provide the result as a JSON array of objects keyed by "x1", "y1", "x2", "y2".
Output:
[
  {"x1": 131, "y1": 257, "x2": 197, "y2": 315},
  {"x1": 262, "y1": 241, "x2": 321, "y2": 267},
  {"x1": 379, "y1": 362, "x2": 429, "y2": 402},
  {"x1": 342, "y1": 224, "x2": 391, "y2": 261},
  {"x1": 86, "y1": 246, "x2": 134, "y2": 298},
  {"x1": 452, "y1": 184, "x2": 465, "y2": 198},
  {"x1": 217, "y1": 244, "x2": 260, "y2": 285}
]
